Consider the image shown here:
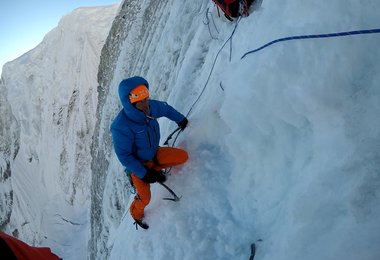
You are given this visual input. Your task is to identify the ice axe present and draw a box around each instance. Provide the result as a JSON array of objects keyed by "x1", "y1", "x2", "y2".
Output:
[
  {"x1": 158, "y1": 182, "x2": 181, "y2": 201},
  {"x1": 163, "y1": 127, "x2": 181, "y2": 146}
]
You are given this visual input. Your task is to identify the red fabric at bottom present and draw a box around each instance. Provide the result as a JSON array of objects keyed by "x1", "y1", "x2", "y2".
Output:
[{"x1": 0, "y1": 232, "x2": 60, "y2": 260}]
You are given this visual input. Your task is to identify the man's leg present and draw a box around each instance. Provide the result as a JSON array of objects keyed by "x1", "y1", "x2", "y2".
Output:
[
  {"x1": 154, "y1": 147, "x2": 188, "y2": 170},
  {"x1": 129, "y1": 174, "x2": 151, "y2": 221}
]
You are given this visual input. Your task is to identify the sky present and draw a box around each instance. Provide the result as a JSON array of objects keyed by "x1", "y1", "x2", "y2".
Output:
[{"x1": 0, "y1": 0, "x2": 121, "y2": 76}]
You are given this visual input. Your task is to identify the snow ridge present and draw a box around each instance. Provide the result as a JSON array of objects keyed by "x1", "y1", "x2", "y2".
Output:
[{"x1": 0, "y1": 5, "x2": 118, "y2": 259}]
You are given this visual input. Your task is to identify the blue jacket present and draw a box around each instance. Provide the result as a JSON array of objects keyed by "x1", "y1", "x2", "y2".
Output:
[{"x1": 110, "y1": 76, "x2": 185, "y2": 179}]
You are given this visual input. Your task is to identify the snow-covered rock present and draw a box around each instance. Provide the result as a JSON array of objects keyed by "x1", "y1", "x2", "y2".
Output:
[{"x1": 0, "y1": 4, "x2": 118, "y2": 259}]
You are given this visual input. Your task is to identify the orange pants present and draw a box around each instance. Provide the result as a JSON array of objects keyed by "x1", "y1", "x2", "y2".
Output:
[{"x1": 130, "y1": 147, "x2": 188, "y2": 220}]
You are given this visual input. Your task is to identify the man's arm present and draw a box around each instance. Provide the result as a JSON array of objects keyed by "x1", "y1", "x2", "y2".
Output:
[
  {"x1": 111, "y1": 128, "x2": 146, "y2": 178},
  {"x1": 150, "y1": 100, "x2": 186, "y2": 124}
]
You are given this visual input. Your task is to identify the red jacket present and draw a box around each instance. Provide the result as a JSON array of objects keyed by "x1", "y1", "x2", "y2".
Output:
[{"x1": 0, "y1": 232, "x2": 60, "y2": 260}]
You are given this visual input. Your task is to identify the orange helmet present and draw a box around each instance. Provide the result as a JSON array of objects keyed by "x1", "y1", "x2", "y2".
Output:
[{"x1": 129, "y1": 84, "x2": 149, "y2": 103}]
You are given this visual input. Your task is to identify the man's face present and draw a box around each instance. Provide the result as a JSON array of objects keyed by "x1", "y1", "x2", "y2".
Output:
[{"x1": 135, "y1": 98, "x2": 150, "y2": 115}]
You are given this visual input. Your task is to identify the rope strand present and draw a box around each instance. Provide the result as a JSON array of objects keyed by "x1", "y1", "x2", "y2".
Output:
[
  {"x1": 167, "y1": 18, "x2": 242, "y2": 147},
  {"x1": 186, "y1": 17, "x2": 241, "y2": 118},
  {"x1": 241, "y1": 28, "x2": 380, "y2": 59}
]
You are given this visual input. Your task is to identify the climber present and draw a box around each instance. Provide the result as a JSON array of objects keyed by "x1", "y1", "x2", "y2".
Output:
[
  {"x1": 110, "y1": 76, "x2": 188, "y2": 229},
  {"x1": 213, "y1": 0, "x2": 255, "y2": 20}
]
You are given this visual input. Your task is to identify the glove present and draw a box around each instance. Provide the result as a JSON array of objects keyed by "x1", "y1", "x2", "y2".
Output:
[
  {"x1": 178, "y1": 117, "x2": 188, "y2": 130},
  {"x1": 156, "y1": 171, "x2": 167, "y2": 183},
  {"x1": 141, "y1": 168, "x2": 166, "y2": 183}
]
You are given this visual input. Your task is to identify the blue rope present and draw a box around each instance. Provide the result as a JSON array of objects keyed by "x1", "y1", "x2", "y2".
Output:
[{"x1": 241, "y1": 28, "x2": 380, "y2": 59}]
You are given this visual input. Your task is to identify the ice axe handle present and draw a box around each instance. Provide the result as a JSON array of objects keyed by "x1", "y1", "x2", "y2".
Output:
[{"x1": 158, "y1": 182, "x2": 181, "y2": 201}]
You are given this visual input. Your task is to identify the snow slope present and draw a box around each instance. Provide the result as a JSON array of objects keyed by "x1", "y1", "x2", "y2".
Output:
[
  {"x1": 0, "y1": 5, "x2": 118, "y2": 259},
  {"x1": 97, "y1": 0, "x2": 380, "y2": 259}
]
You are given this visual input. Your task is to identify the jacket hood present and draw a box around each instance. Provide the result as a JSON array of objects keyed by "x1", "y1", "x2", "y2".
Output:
[{"x1": 118, "y1": 76, "x2": 149, "y2": 123}]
